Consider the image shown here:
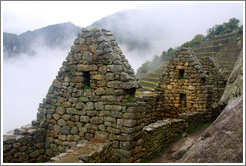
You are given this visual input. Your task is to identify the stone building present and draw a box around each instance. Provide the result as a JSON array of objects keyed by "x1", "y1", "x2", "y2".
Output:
[
  {"x1": 155, "y1": 47, "x2": 226, "y2": 119},
  {"x1": 3, "y1": 28, "x2": 145, "y2": 163},
  {"x1": 40, "y1": 28, "x2": 145, "y2": 162}
]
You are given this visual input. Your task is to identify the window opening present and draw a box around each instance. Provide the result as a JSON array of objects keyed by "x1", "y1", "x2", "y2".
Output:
[
  {"x1": 124, "y1": 88, "x2": 136, "y2": 96},
  {"x1": 201, "y1": 77, "x2": 206, "y2": 83},
  {"x1": 179, "y1": 69, "x2": 185, "y2": 79},
  {"x1": 83, "y1": 71, "x2": 90, "y2": 87},
  {"x1": 180, "y1": 94, "x2": 186, "y2": 107}
]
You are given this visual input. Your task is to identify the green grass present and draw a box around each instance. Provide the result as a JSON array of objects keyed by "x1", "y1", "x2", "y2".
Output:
[
  {"x1": 142, "y1": 86, "x2": 155, "y2": 90},
  {"x1": 141, "y1": 80, "x2": 158, "y2": 85},
  {"x1": 185, "y1": 121, "x2": 213, "y2": 135},
  {"x1": 210, "y1": 35, "x2": 237, "y2": 42},
  {"x1": 136, "y1": 90, "x2": 142, "y2": 94},
  {"x1": 193, "y1": 43, "x2": 232, "y2": 51},
  {"x1": 147, "y1": 77, "x2": 159, "y2": 80},
  {"x1": 196, "y1": 52, "x2": 218, "y2": 55},
  {"x1": 83, "y1": 86, "x2": 91, "y2": 90}
]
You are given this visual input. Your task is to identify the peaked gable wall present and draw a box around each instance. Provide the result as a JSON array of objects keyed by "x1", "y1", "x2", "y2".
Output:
[
  {"x1": 156, "y1": 47, "x2": 212, "y2": 118},
  {"x1": 35, "y1": 28, "x2": 144, "y2": 162}
]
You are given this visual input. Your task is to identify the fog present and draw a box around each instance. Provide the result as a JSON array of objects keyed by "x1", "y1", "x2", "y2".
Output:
[
  {"x1": 2, "y1": 2, "x2": 243, "y2": 133},
  {"x1": 3, "y1": 40, "x2": 74, "y2": 134},
  {"x1": 87, "y1": 4, "x2": 243, "y2": 70}
]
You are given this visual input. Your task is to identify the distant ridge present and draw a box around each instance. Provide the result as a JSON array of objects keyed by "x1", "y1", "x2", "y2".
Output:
[{"x1": 3, "y1": 22, "x2": 81, "y2": 58}]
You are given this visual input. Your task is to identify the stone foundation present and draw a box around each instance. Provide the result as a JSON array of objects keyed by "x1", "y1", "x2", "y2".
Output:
[
  {"x1": 3, "y1": 125, "x2": 46, "y2": 163},
  {"x1": 50, "y1": 138, "x2": 113, "y2": 163},
  {"x1": 142, "y1": 111, "x2": 210, "y2": 161}
]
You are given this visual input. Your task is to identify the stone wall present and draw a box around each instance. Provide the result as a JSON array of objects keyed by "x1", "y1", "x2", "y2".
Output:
[
  {"x1": 3, "y1": 124, "x2": 46, "y2": 163},
  {"x1": 198, "y1": 56, "x2": 226, "y2": 104},
  {"x1": 49, "y1": 138, "x2": 113, "y2": 163},
  {"x1": 142, "y1": 111, "x2": 210, "y2": 161},
  {"x1": 155, "y1": 47, "x2": 211, "y2": 119},
  {"x1": 36, "y1": 28, "x2": 145, "y2": 162},
  {"x1": 3, "y1": 28, "x2": 145, "y2": 163},
  {"x1": 137, "y1": 94, "x2": 167, "y2": 125}
]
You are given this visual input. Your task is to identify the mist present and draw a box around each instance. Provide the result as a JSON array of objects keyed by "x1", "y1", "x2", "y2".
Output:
[
  {"x1": 3, "y1": 39, "x2": 75, "y2": 134},
  {"x1": 88, "y1": 3, "x2": 243, "y2": 70}
]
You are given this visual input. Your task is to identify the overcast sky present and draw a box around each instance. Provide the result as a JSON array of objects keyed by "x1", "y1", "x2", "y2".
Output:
[{"x1": 2, "y1": 1, "x2": 244, "y2": 34}]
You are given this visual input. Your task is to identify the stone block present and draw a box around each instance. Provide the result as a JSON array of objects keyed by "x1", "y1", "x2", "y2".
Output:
[
  {"x1": 62, "y1": 114, "x2": 70, "y2": 121},
  {"x1": 105, "y1": 105, "x2": 122, "y2": 111},
  {"x1": 107, "y1": 127, "x2": 120, "y2": 134},
  {"x1": 101, "y1": 96, "x2": 117, "y2": 102},
  {"x1": 95, "y1": 131, "x2": 109, "y2": 140},
  {"x1": 95, "y1": 102, "x2": 104, "y2": 110},
  {"x1": 37, "y1": 112, "x2": 45, "y2": 123},
  {"x1": 92, "y1": 74, "x2": 104, "y2": 80},
  {"x1": 84, "y1": 123, "x2": 98, "y2": 130},
  {"x1": 61, "y1": 126, "x2": 70, "y2": 135},
  {"x1": 98, "y1": 124, "x2": 106, "y2": 131},
  {"x1": 79, "y1": 127, "x2": 87, "y2": 133},
  {"x1": 117, "y1": 119, "x2": 137, "y2": 127},
  {"x1": 70, "y1": 126, "x2": 79, "y2": 135},
  {"x1": 97, "y1": 80, "x2": 107, "y2": 87},
  {"x1": 105, "y1": 73, "x2": 115, "y2": 81},
  {"x1": 114, "y1": 149, "x2": 132, "y2": 158},
  {"x1": 107, "y1": 81, "x2": 123, "y2": 88},
  {"x1": 86, "y1": 111, "x2": 98, "y2": 116},
  {"x1": 104, "y1": 117, "x2": 116, "y2": 123},
  {"x1": 90, "y1": 117, "x2": 104, "y2": 124},
  {"x1": 77, "y1": 64, "x2": 98, "y2": 71},
  {"x1": 53, "y1": 80, "x2": 62, "y2": 88},
  {"x1": 58, "y1": 135, "x2": 66, "y2": 141},
  {"x1": 105, "y1": 88, "x2": 114, "y2": 95},
  {"x1": 121, "y1": 72, "x2": 134, "y2": 81},
  {"x1": 85, "y1": 102, "x2": 94, "y2": 110},
  {"x1": 53, "y1": 114, "x2": 61, "y2": 120},
  {"x1": 111, "y1": 111, "x2": 122, "y2": 118},
  {"x1": 80, "y1": 116, "x2": 90, "y2": 123}
]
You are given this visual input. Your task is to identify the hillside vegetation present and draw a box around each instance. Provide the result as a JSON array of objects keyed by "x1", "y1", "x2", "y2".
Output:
[{"x1": 136, "y1": 18, "x2": 242, "y2": 93}]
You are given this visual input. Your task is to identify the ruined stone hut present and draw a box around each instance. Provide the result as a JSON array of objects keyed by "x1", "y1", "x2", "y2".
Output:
[{"x1": 155, "y1": 47, "x2": 226, "y2": 119}]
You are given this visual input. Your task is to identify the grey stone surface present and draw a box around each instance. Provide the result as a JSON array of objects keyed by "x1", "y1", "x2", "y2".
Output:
[{"x1": 180, "y1": 96, "x2": 243, "y2": 163}]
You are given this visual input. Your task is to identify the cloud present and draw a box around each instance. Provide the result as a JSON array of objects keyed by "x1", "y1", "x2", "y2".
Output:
[{"x1": 3, "y1": 40, "x2": 73, "y2": 134}]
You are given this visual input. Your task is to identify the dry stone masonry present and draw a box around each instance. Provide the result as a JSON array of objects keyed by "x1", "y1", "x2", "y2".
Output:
[
  {"x1": 3, "y1": 125, "x2": 46, "y2": 163},
  {"x1": 37, "y1": 28, "x2": 144, "y2": 162},
  {"x1": 154, "y1": 47, "x2": 226, "y2": 119},
  {"x1": 3, "y1": 28, "x2": 230, "y2": 163}
]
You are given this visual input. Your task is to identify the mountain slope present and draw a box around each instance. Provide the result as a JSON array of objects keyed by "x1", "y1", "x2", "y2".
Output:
[
  {"x1": 87, "y1": 10, "x2": 151, "y2": 52},
  {"x1": 136, "y1": 31, "x2": 243, "y2": 93},
  {"x1": 3, "y1": 22, "x2": 81, "y2": 58}
]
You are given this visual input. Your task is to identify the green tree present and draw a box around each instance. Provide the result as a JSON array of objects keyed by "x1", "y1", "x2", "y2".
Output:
[
  {"x1": 206, "y1": 18, "x2": 240, "y2": 38},
  {"x1": 181, "y1": 34, "x2": 205, "y2": 47}
]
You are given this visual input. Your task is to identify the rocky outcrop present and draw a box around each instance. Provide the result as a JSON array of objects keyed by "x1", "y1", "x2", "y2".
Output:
[
  {"x1": 179, "y1": 95, "x2": 243, "y2": 163},
  {"x1": 212, "y1": 49, "x2": 243, "y2": 119},
  {"x1": 177, "y1": 50, "x2": 244, "y2": 163},
  {"x1": 219, "y1": 49, "x2": 243, "y2": 105}
]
